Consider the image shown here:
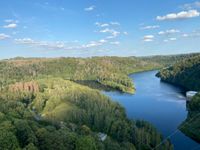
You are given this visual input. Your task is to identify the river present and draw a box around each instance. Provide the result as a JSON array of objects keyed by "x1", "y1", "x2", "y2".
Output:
[{"x1": 104, "y1": 70, "x2": 200, "y2": 150}]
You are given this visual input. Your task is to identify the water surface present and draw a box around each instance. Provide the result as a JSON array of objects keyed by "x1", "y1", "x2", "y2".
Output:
[{"x1": 104, "y1": 70, "x2": 199, "y2": 150}]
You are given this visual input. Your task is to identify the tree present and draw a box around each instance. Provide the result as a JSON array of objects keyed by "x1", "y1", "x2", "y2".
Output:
[
  {"x1": 0, "y1": 130, "x2": 20, "y2": 150},
  {"x1": 76, "y1": 136, "x2": 97, "y2": 150}
]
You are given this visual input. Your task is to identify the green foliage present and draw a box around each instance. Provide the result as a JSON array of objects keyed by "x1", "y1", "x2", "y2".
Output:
[
  {"x1": 23, "y1": 143, "x2": 38, "y2": 150},
  {"x1": 0, "y1": 130, "x2": 20, "y2": 150},
  {"x1": 0, "y1": 78, "x2": 173, "y2": 149},
  {"x1": 157, "y1": 55, "x2": 200, "y2": 91},
  {"x1": 0, "y1": 56, "x2": 175, "y2": 149},
  {"x1": 157, "y1": 54, "x2": 200, "y2": 143},
  {"x1": 180, "y1": 93, "x2": 200, "y2": 143},
  {"x1": 187, "y1": 93, "x2": 200, "y2": 111},
  {"x1": 14, "y1": 120, "x2": 38, "y2": 148},
  {"x1": 140, "y1": 53, "x2": 200, "y2": 67},
  {"x1": 0, "y1": 57, "x2": 160, "y2": 93},
  {"x1": 76, "y1": 136, "x2": 97, "y2": 150}
]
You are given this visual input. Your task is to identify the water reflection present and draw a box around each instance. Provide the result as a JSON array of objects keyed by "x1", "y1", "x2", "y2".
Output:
[{"x1": 104, "y1": 70, "x2": 199, "y2": 150}]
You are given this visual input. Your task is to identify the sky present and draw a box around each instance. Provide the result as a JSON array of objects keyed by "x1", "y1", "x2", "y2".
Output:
[{"x1": 0, "y1": 0, "x2": 200, "y2": 59}]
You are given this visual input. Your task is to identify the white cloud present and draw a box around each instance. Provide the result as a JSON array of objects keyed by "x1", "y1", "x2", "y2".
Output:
[
  {"x1": 163, "y1": 38, "x2": 177, "y2": 42},
  {"x1": 15, "y1": 38, "x2": 110, "y2": 50},
  {"x1": 141, "y1": 25, "x2": 160, "y2": 30},
  {"x1": 4, "y1": 19, "x2": 14, "y2": 23},
  {"x1": 35, "y1": 2, "x2": 68, "y2": 12},
  {"x1": 99, "y1": 39, "x2": 107, "y2": 43},
  {"x1": 99, "y1": 28, "x2": 111, "y2": 33},
  {"x1": 0, "y1": 33, "x2": 10, "y2": 40},
  {"x1": 4, "y1": 23, "x2": 17, "y2": 28},
  {"x1": 144, "y1": 39, "x2": 154, "y2": 42},
  {"x1": 181, "y1": 30, "x2": 200, "y2": 38},
  {"x1": 100, "y1": 23, "x2": 109, "y2": 27},
  {"x1": 82, "y1": 39, "x2": 108, "y2": 48},
  {"x1": 95, "y1": 21, "x2": 121, "y2": 28},
  {"x1": 99, "y1": 28, "x2": 120, "y2": 37},
  {"x1": 95, "y1": 22, "x2": 100, "y2": 26},
  {"x1": 82, "y1": 41, "x2": 101, "y2": 48},
  {"x1": 84, "y1": 5, "x2": 95, "y2": 11},
  {"x1": 182, "y1": 33, "x2": 189, "y2": 37},
  {"x1": 95, "y1": 22, "x2": 109, "y2": 27},
  {"x1": 143, "y1": 35, "x2": 154, "y2": 42},
  {"x1": 123, "y1": 31, "x2": 128, "y2": 35},
  {"x1": 4, "y1": 19, "x2": 19, "y2": 23},
  {"x1": 110, "y1": 22, "x2": 120, "y2": 26},
  {"x1": 156, "y1": 10, "x2": 200, "y2": 21},
  {"x1": 15, "y1": 38, "x2": 69, "y2": 49},
  {"x1": 158, "y1": 29, "x2": 180, "y2": 35},
  {"x1": 181, "y1": 1, "x2": 200, "y2": 10},
  {"x1": 169, "y1": 38, "x2": 177, "y2": 41},
  {"x1": 15, "y1": 38, "x2": 35, "y2": 44},
  {"x1": 105, "y1": 36, "x2": 116, "y2": 39},
  {"x1": 110, "y1": 41, "x2": 120, "y2": 45},
  {"x1": 163, "y1": 39, "x2": 169, "y2": 42}
]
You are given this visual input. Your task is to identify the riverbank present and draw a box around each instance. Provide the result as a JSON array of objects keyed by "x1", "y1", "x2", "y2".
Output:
[
  {"x1": 104, "y1": 70, "x2": 200, "y2": 150},
  {"x1": 156, "y1": 55, "x2": 200, "y2": 143}
]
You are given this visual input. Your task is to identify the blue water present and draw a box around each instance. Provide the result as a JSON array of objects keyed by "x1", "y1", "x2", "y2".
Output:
[{"x1": 104, "y1": 70, "x2": 200, "y2": 150}]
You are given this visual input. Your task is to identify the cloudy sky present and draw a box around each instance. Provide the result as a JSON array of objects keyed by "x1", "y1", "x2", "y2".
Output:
[{"x1": 0, "y1": 0, "x2": 200, "y2": 58}]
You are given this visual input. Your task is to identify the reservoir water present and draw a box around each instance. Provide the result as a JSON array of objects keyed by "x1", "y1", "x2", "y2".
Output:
[{"x1": 104, "y1": 70, "x2": 200, "y2": 150}]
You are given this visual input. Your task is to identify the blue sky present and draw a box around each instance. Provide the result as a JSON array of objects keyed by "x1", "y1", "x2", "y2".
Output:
[{"x1": 0, "y1": 0, "x2": 200, "y2": 58}]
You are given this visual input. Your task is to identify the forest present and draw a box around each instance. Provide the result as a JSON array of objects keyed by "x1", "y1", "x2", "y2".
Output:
[
  {"x1": 1, "y1": 54, "x2": 199, "y2": 149},
  {"x1": 156, "y1": 54, "x2": 200, "y2": 91},
  {"x1": 0, "y1": 78, "x2": 173, "y2": 150},
  {"x1": 140, "y1": 53, "x2": 200, "y2": 67},
  {"x1": 180, "y1": 93, "x2": 200, "y2": 143},
  {"x1": 0, "y1": 57, "x2": 161, "y2": 94},
  {"x1": 157, "y1": 54, "x2": 200, "y2": 143},
  {"x1": 0, "y1": 56, "x2": 175, "y2": 150}
]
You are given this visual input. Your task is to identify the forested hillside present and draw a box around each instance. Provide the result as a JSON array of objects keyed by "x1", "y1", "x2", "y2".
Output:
[
  {"x1": 0, "y1": 53, "x2": 198, "y2": 149},
  {"x1": 0, "y1": 57, "x2": 160, "y2": 94},
  {"x1": 157, "y1": 55, "x2": 200, "y2": 143},
  {"x1": 0, "y1": 78, "x2": 173, "y2": 150},
  {"x1": 0, "y1": 56, "x2": 175, "y2": 149},
  {"x1": 180, "y1": 93, "x2": 200, "y2": 143},
  {"x1": 156, "y1": 55, "x2": 200, "y2": 91},
  {"x1": 140, "y1": 53, "x2": 200, "y2": 67}
]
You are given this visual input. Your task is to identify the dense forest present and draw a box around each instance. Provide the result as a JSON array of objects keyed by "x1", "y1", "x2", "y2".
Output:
[
  {"x1": 140, "y1": 53, "x2": 200, "y2": 67},
  {"x1": 0, "y1": 57, "x2": 161, "y2": 94},
  {"x1": 157, "y1": 55, "x2": 200, "y2": 143},
  {"x1": 0, "y1": 78, "x2": 173, "y2": 149},
  {"x1": 0, "y1": 56, "x2": 175, "y2": 150},
  {"x1": 180, "y1": 93, "x2": 200, "y2": 143},
  {"x1": 1, "y1": 53, "x2": 199, "y2": 149},
  {"x1": 156, "y1": 54, "x2": 200, "y2": 91},
  {"x1": 2, "y1": 54, "x2": 199, "y2": 94}
]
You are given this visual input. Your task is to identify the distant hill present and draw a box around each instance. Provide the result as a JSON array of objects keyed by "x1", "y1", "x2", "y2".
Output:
[
  {"x1": 0, "y1": 56, "x2": 160, "y2": 94},
  {"x1": 140, "y1": 53, "x2": 200, "y2": 67},
  {"x1": 2, "y1": 53, "x2": 199, "y2": 94},
  {"x1": 156, "y1": 54, "x2": 200, "y2": 91}
]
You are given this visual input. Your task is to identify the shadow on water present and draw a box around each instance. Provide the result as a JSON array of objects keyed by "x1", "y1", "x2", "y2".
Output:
[{"x1": 104, "y1": 70, "x2": 199, "y2": 150}]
